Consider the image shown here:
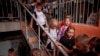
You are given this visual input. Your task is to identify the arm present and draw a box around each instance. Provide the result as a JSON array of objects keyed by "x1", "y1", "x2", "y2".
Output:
[
  {"x1": 55, "y1": 42, "x2": 73, "y2": 54},
  {"x1": 45, "y1": 18, "x2": 49, "y2": 27},
  {"x1": 29, "y1": 18, "x2": 34, "y2": 29}
]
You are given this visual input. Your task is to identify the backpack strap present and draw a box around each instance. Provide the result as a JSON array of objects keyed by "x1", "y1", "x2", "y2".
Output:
[{"x1": 62, "y1": 26, "x2": 65, "y2": 33}]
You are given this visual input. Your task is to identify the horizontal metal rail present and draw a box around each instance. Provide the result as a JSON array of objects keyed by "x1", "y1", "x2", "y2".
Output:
[{"x1": 18, "y1": 0, "x2": 68, "y2": 56}]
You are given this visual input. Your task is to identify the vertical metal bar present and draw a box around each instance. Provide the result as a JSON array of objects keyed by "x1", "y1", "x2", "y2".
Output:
[
  {"x1": 73, "y1": 1, "x2": 76, "y2": 23},
  {"x1": 6, "y1": 0, "x2": 8, "y2": 18},
  {"x1": 58, "y1": 2, "x2": 60, "y2": 21},
  {"x1": 10, "y1": 0, "x2": 12, "y2": 13},
  {"x1": 71, "y1": 1, "x2": 73, "y2": 20},
  {"x1": 58, "y1": 0, "x2": 60, "y2": 21},
  {"x1": 79, "y1": 0, "x2": 81, "y2": 23},
  {"x1": 92, "y1": 0, "x2": 94, "y2": 13},
  {"x1": 83, "y1": 0, "x2": 85, "y2": 23},
  {"x1": 97, "y1": 0, "x2": 99, "y2": 12},
  {"x1": 17, "y1": 1, "x2": 19, "y2": 18},
  {"x1": 66, "y1": 1, "x2": 67, "y2": 17},
  {"x1": 25, "y1": 10, "x2": 28, "y2": 38},
  {"x1": 67, "y1": 1, "x2": 69, "y2": 15},
  {"x1": 38, "y1": 26, "x2": 41, "y2": 49},
  {"x1": 53, "y1": 47, "x2": 56, "y2": 56},
  {"x1": 87, "y1": 0, "x2": 89, "y2": 21},
  {"x1": 15, "y1": 1, "x2": 17, "y2": 18},
  {"x1": 19, "y1": 2, "x2": 22, "y2": 30},
  {"x1": 76, "y1": 0, "x2": 78, "y2": 23},
  {"x1": 0, "y1": 1, "x2": 4, "y2": 17}
]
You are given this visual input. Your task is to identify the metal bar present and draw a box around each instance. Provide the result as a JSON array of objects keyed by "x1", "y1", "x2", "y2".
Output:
[
  {"x1": 83, "y1": 0, "x2": 85, "y2": 23},
  {"x1": 17, "y1": 1, "x2": 20, "y2": 18},
  {"x1": 76, "y1": 0, "x2": 78, "y2": 23},
  {"x1": 97, "y1": 0, "x2": 99, "y2": 11},
  {"x1": 18, "y1": 0, "x2": 68, "y2": 56},
  {"x1": 25, "y1": 10, "x2": 29, "y2": 38},
  {"x1": 38, "y1": 26, "x2": 41, "y2": 49},
  {"x1": 71, "y1": 1, "x2": 73, "y2": 19},
  {"x1": 73, "y1": 1, "x2": 76, "y2": 23},
  {"x1": 87, "y1": 0, "x2": 89, "y2": 21},
  {"x1": 19, "y1": 3, "x2": 22, "y2": 30},
  {"x1": 1, "y1": 1, "x2": 4, "y2": 17},
  {"x1": 6, "y1": 0, "x2": 8, "y2": 17},
  {"x1": 0, "y1": 17, "x2": 19, "y2": 18},
  {"x1": 79, "y1": 0, "x2": 82, "y2": 23},
  {"x1": 10, "y1": 0, "x2": 13, "y2": 13},
  {"x1": 92, "y1": 0, "x2": 94, "y2": 13}
]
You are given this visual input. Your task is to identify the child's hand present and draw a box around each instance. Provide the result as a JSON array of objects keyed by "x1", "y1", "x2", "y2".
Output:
[
  {"x1": 55, "y1": 41, "x2": 62, "y2": 46},
  {"x1": 29, "y1": 24, "x2": 33, "y2": 29},
  {"x1": 44, "y1": 27, "x2": 48, "y2": 31}
]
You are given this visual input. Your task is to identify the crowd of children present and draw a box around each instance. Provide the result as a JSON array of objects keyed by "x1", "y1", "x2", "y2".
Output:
[{"x1": 20, "y1": 0, "x2": 100, "y2": 56}]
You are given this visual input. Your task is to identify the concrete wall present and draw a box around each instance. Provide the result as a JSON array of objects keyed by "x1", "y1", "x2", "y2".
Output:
[
  {"x1": 0, "y1": 41, "x2": 11, "y2": 56},
  {"x1": 0, "y1": 22, "x2": 21, "y2": 32}
]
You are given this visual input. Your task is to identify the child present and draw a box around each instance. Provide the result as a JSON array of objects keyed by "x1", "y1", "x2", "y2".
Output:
[
  {"x1": 73, "y1": 34, "x2": 97, "y2": 56},
  {"x1": 29, "y1": 3, "x2": 48, "y2": 43},
  {"x1": 57, "y1": 15, "x2": 72, "y2": 41},
  {"x1": 42, "y1": 18, "x2": 58, "y2": 50},
  {"x1": 56, "y1": 34, "x2": 97, "y2": 56},
  {"x1": 46, "y1": 9, "x2": 54, "y2": 24},
  {"x1": 88, "y1": 37, "x2": 99, "y2": 52},
  {"x1": 58, "y1": 26, "x2": 75, "y2": 56},
  {"x1": 8, "y1": 48, "x2": 17, "y2": 56},
  {"x1": 42, "y1": 18, "x2": 58, "y2": 56},
  {"x1": 29, "y1": 3, "x2": 48, "y2": 29}
]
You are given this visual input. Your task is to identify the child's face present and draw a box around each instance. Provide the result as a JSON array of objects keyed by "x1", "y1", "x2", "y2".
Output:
[
  {"x1": 36, "y1": 6, "x2": 42, "y2": 12},
  {"x1": 52, "y1": 20, "x2": 58, "y2": 27},
  {"x1": 48, "y1": 9, "x2": 52, "y2": 14},
  {"x1": 65, "y1": 18, "x2": 70, "y2": 26},
  {"x1": 66, "y1": 29, "x2": 74, "y2": 38}
]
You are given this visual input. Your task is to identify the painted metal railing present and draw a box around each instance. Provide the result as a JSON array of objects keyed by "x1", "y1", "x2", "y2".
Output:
[
  {"x1": 0, "y1": 0, "x2": 99, "y2": 26},
  {"x1": 0, "y1": 0, "x2": 20, "y2": 21},
  {"x1": 51, "y1": 0, "x2": 100, "y2": 26},
  {"x1": 18, "y1": 0, "x2": 69, "y2": 56}
]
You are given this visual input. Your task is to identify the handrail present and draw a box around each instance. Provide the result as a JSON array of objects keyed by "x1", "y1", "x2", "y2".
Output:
[{"x1": 18, "y1": 0, "x2": 68, "y2": 56}]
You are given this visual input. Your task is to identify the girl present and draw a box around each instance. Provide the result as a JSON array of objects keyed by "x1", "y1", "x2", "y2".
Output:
[
  {"x1": 58, "y1": 15, "x2": 72, "y2": 41},
  {"x1": 43, "y1": 18, "x2": 58, "y2": 50},
  {"x1": 58, "y1": 26, "x2": 75, "y2": 56},
  {"x1": 8, "y1": 48, "x2": 17, "y2": 56}
]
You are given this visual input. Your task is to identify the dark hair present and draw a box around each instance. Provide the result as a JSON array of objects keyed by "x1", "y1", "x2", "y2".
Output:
[
  {"x1": 36, "y1": 3, "x2": 43, "y2": 8},
  {"x1": 8, "y1": 48, "x2": 14, "y2": 52},
  {"x1": 88, "y1": 37, "x2": 99, "y2": 44},
  {"x1": 64, "y1": 26, "x2": 75, "y2": 38}
]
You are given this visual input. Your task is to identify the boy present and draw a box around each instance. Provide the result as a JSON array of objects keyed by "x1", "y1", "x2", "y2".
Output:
[
  {"x1": 8, "y1": 48, "x2": 17, "y2": 56},
  {"x1": 29, "y1": 3, "x2": 48, "y2": 43}
]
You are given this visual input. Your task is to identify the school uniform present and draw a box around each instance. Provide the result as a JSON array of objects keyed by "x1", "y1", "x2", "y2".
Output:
[{"x1": 59, "y1": 36, "x2": 75, "y2": 56}]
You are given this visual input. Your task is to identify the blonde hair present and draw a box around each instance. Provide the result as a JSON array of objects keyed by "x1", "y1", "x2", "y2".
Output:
[{"x1": 49, "y1": 18, "x2": 58, "y2": 27}]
